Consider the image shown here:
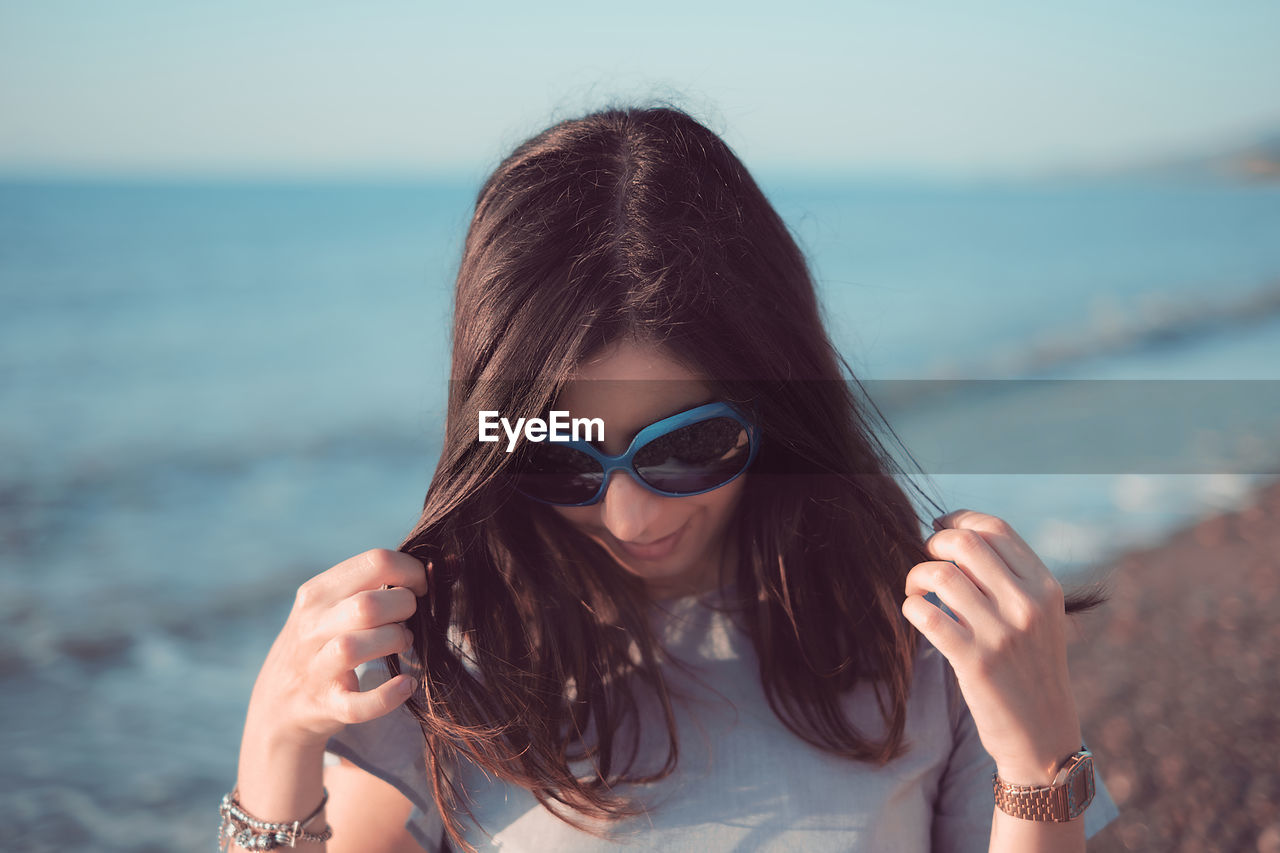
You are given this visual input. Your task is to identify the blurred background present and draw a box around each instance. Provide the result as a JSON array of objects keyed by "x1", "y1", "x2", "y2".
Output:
[{"x1": 2, "y1": 2, "x2": 1278, "y2": 850}]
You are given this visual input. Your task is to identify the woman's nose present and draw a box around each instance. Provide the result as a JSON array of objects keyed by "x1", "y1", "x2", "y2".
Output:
[{"x1": 598, "y1": 469, "x2": 662, "y2": 542}]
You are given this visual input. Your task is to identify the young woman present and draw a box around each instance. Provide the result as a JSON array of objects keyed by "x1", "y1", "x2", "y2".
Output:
[{"x1": 225, "y1": 104, "x2": 1119, "y2": 852}]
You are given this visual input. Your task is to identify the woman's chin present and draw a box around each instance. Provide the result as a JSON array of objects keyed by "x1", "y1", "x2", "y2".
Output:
[{"x1": 618, "y1": 553, "x2": 720, "y2": 600}]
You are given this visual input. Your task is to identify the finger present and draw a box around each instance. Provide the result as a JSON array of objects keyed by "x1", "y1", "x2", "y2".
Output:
[
  {"x1": 322, "y1": 623, "x2": 414, "y2": 673},
  {"x1": 329, "y1": 673, "x2": 418, "y2": 725},
  {"x1": 379, "y1": 560, "x2": 433, "y2": 595},
  {"x1": 933, "y1": 509, "x2": 1045, "y2": 582},
  {"x1": 304, "y1": 548, "x2": 430, "y2": 606},
  {"x1": 924, "y1": 527, "x2": 1025, "y2": 602},
  {"x1": 905, "y1": 560, "x2": 998, "y2": 632},
  {"x1": 380, "y1": 559, "x2": 435, "y2": 595},
  {"x1": 332, "y1": 586, "x2": 420, "y2": 632},
  {"x1": 902, "y1": 593, "x2": 970, "y2": 660}
]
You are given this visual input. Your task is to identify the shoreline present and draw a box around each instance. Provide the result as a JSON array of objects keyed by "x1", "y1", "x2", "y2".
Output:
[{"x1": 1065, "y1": 474, "x2": 1280, "y2": 851}]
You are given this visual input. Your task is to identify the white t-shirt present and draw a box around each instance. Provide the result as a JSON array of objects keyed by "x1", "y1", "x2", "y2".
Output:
[{"x1": 325, "y1": 588, "x2": 1119, "y2": 852}]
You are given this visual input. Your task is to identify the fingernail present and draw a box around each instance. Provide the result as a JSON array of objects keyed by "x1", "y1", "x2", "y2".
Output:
[{"x1": 399, "y1": 677, "x2": 416, "y2": 694}]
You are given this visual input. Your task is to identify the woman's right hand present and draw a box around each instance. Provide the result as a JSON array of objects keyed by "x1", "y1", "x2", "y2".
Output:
[{"x1": 244, "y1": 548, "x2": 430, "y2": 751}]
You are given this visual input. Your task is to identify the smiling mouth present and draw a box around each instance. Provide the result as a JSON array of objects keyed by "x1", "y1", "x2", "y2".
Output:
[{"x1": 616, "y1": 521, "x2": 687, "y2": 560}]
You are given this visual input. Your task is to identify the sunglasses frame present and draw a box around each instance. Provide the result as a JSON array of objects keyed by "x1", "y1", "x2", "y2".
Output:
[{"x1": 513, "y1": 400, "x2": 762, "y2": 507}]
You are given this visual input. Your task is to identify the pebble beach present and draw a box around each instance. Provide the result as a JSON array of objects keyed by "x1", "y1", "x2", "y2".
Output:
[{"x1": 1067, "y1": 474, "x2": 1280, "y2": 852}]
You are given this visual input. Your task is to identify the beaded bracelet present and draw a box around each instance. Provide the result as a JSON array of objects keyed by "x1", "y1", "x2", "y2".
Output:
[{"x1": 218, "y1": 787, "x2": 333, "y2": 850}]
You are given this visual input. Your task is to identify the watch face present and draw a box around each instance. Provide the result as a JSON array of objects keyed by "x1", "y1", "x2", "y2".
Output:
[{"x1": 1066, "y1": 757, "x2": 1096, "y2": 818}]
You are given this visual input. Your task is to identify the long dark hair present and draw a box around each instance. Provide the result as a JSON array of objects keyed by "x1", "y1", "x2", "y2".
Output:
[{"x1": 386, "y1": 102, "x2": 1105, "y2": 852}]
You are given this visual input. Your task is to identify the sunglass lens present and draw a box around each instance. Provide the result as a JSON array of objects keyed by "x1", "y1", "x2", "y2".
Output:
[
  {"x1": 515, "y1": 443, "x2": 604, "y2": 504},
  {"x1": 633, "y1": 417, "x2": 752, "y2": 495}
]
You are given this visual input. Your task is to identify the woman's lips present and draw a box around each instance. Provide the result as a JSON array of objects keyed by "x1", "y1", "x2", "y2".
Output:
[{"x1": 617, "y1": 521, "x2": 687, "y2": 561}]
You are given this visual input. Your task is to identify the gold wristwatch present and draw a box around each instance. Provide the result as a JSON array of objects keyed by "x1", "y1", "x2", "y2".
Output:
[{"x1": 992, "y1": 744, "x2": 1095, "y2": 822}]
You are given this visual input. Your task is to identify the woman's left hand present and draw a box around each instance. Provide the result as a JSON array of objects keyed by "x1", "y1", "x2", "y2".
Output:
[{"x1": 902, "y1": 509, "x2": 1082, "y2": 786}]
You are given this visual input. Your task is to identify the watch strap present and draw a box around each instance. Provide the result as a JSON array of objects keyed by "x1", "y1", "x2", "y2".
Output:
[{"x1": 992, "y1": 745, "x2": 1095, "y2": 822}]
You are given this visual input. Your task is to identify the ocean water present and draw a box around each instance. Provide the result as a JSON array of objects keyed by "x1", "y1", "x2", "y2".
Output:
[{"x1": 2, "y1": 174, "x2": 1279, "y2": 850}]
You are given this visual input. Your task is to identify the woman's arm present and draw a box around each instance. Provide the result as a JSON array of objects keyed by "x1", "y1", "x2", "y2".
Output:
[
  {"x1": 230, "y1": 742, "x2": 425, "y2": 853},
  {"x1": 902, "y1": 510, "x2": 1091, "y2": 853},
  {"x1": 226, "y1": 548, "x2": 429, "y2": 852},
  {"x1": 325, "y1": 755, "x2": 428, "y2": 853},
  {"x1": 230, "y1": 723, "x2": 328, "y2": 852},
  {"x1": 986, "y1": 743, "x2": 1087, "y2": 852}
]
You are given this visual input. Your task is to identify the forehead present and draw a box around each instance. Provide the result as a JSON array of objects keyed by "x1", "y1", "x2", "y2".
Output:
[{"x1": 554, "y1": 338, "x2": 713, "y2": 432}]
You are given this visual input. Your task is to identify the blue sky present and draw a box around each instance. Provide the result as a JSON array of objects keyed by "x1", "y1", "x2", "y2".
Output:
[{"x1": 2, "y1": 0, "x2": 1278, "y2": 180}]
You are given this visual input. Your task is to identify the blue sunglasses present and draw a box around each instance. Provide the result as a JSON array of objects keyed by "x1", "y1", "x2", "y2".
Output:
[{"x1": 513, "y1": 400, "x2": 761, "y2": 507}]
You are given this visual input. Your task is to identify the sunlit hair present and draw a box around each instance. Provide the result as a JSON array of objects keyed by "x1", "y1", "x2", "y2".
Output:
[{"x1": 387, "y1": 101, "x2": 1105, "y2": 852}]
